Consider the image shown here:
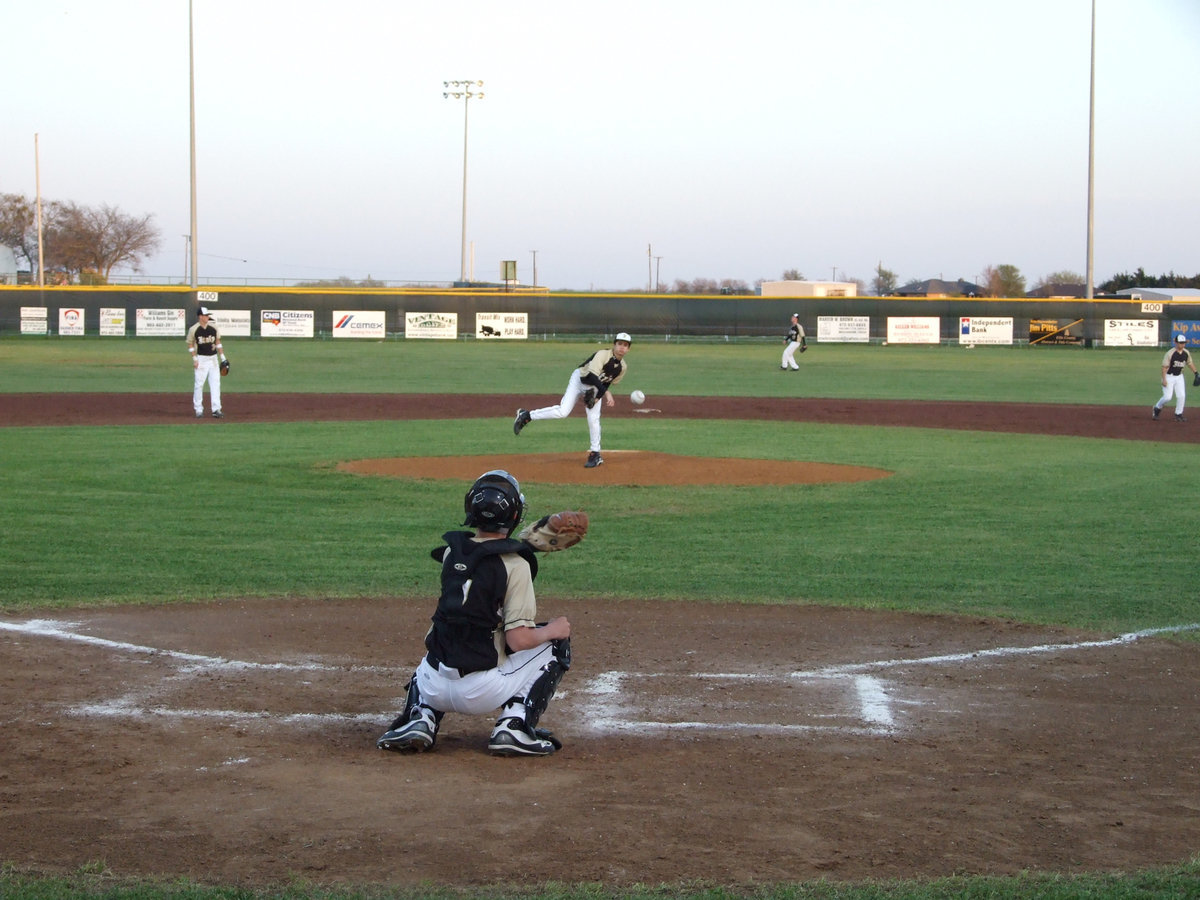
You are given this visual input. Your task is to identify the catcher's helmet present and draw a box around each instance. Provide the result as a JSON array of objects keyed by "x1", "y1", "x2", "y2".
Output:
[{"x1": 463, "y1": 469, "x2": 525, "y2": 535}]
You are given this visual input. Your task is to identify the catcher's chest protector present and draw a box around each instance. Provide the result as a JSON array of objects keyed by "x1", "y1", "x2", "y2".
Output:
[{"x1": 425, "y1": 532, "x2": 537, "y2": 674}]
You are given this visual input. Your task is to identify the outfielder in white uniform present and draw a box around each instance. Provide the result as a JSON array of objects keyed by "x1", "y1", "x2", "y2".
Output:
[
  {"x1": 186, "y1": 306, "x2": 227, "y2": 419},
  {"x1": 1153, "y1": 333, "x2": 1198, "y2": 422},
  {"x1": 512, "y1": 332, "x2": 631, "y2": 468}
]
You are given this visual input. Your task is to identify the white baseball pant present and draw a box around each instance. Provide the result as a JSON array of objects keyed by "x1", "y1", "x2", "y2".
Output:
[
  {"x1": 529, "y1": 368, "x2": 603, "y2": 452},
  {"x1": 782, "y1": 341, "x2": 802, "y2": 369},
  {"x1": 1159, "y1": 373, "x2": 1186, "y2": 415},
  {"x1": 193, "y1": 356, "x2": 222, "y2": 415},
  {"x1": 413, "y1": 642, "x2": 556, "y2": 717}
]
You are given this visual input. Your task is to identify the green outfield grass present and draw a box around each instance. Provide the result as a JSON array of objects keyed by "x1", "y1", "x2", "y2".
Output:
[
  {"x1": 1, "y1": 337, "x2": 1198, "y2": 900},
  {"x1": 0, "y1": 335, "x2": 1167, "y2": 404}
]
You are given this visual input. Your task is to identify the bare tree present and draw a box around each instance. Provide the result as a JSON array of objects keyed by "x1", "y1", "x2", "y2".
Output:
[
  {"x1": 781, "y1": 268, "x2": 805, "y2": 281},
  {"x1": 38, "y1": 200, "x2": 161, "y2": 283}
]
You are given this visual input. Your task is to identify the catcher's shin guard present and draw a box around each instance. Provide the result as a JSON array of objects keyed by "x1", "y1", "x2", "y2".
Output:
[{"x1": 514, "y1": 639, "x2": 571, "y2": 729}]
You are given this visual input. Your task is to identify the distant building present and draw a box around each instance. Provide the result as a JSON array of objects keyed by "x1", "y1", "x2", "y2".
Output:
[
  {"x1": 1117, "y1": 287, "x2": 1200, "y2": 304},
  {"x1": 894, "y1": 278, "x2": 983, "y2": 297},
  {"x1": 1026, "y1": 282, "x2": 1088, "y2": 298},
  {"x1": 0, "y1": 245, "x2": 17, "y2": 285},
  {"x1": 760, "y1": 280, "x2": 857, "y2": 297}
]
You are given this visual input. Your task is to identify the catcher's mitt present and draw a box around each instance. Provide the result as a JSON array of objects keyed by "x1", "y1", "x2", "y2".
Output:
[
  {"x1": 1194, "y1": 371, "x2": 1200, "y2": 387},
  {"x1": 583, "y1": 387, "x2": 598, "y2": 409},
  {"x1": 519, "y1": 510, "x2": 589, "y2": 552},
  {"x1": 219, "y1": 358, "x2": 230, "y2": 376}
]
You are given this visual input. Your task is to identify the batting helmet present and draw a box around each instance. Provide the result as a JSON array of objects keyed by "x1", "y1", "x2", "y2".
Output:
[{"x1": 463, "y1": 469, "x2": 525, "y2": 535}]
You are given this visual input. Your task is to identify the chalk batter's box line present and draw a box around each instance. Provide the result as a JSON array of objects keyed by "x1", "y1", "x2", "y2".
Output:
[
  {"x1": 572, "y1": 624, "x2": 1200, "y2": 736},
  {"x1": 1, "y1": 619, "x2": 1196, "y2": 736}
]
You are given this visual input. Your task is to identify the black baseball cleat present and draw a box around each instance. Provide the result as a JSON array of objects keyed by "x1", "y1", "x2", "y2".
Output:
[
  {"x1": 1176, "y1": 414, "x2": 1186, "y2": 422},
  {"x1": 1153, "y1": 406, "x2": 1161, "y2": 420},
  {"x1": 487, "y1": 717, "x2": 558, "y2": 756},
  {"x1": 377, "y1": 709, "x2": 438, "y2": 753},
  {"x1": 584, "y1": 451, "x2": 603, "y2": 468},
  {"x1": 513, "y1": 408, "x2": 531, "y2": 435},
  {"x1": 212, "y1": 411, "x2": 224, "y2": 419}
]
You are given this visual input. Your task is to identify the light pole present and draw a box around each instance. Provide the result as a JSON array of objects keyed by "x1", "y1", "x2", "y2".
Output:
[
  {"x1": 1085, "y1": 0, "x2": 1096, "y2": 300},
  {"x1": 444, "y1": 79, "x2": 484, "y2": 284},
  {"x1": 188, "y1": 0, "x2": 198, "y2": 289},
  {"x1": 654, "y1": 256, "x2": 663, "y2": 292},
  {"x1": 530, "y1": 249, "x2": 538, "y2": 287}
]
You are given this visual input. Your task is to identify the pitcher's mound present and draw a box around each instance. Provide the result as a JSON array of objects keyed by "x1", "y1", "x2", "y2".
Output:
[{"x1": 337, "y1": 451, "x2": 891, "y2": 486}]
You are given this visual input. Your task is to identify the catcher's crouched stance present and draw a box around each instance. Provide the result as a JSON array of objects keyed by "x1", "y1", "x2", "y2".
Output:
[{"x1": 377, "y1": 470, "x2": 586, "y2": 757}]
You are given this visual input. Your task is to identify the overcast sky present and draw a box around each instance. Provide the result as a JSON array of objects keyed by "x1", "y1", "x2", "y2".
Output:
[{"x1": 4, "y1": 1, "x2": 1198, "y2": 291}]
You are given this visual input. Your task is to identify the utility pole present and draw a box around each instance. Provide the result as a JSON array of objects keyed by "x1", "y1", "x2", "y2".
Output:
[
  {"x1": 530, "y1": 250, "x2": 538, "y2": 287},
  {"x1": 188, "y1": 0, "x2": 199, "y2": 289},
  {"x1": 654, "y1": 256, "x2": 663, "y2": 292},
  {"x1": 647, "y1": 244, "x2": 652, "y2": 292}
]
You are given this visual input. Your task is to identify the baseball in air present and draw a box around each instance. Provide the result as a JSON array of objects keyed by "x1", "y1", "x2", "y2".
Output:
[{"x1": 630, "y1": 390, "x2": 646, "y2": 405}]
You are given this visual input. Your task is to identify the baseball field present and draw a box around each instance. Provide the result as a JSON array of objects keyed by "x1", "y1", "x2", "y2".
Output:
[{"x1": 1, "y1": 337, "x2": 1198, "y2": 899}]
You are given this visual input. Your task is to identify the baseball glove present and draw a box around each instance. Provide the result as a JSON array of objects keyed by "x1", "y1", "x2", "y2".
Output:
[
  {"x1": 1194, "y1": 371, "x2": 1199, "y2": 387},
  {"x1": 583, "y1": 387, "x2": 598, "y2": 409},
  {"x1": 519, "y1": 510, "x2": 589, "y2": 552},
  {"x1": 219, "y1": 358, "x2": 230, "y2": 376}
]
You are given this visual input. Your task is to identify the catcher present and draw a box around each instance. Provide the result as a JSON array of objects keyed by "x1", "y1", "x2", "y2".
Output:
[{"x1": 377, "y1": 470, "x2": 586, "y2": 757}]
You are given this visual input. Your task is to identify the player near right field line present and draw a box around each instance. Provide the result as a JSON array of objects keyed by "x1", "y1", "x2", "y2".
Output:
[
  {"x1": 1153, "y1": 333, "x2": 1198, "y2": 422},
  {"x1": 512, "y1": 332, "x2": 631, "y2": 469}
]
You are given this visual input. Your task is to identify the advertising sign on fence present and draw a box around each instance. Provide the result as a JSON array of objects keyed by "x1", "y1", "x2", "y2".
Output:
[
  {"x1": 1172, "y1": 321, "x2": 1200, "y2": 347},
  {"x1": 99, "y1": 307, "x2": 126, "y2": 336},
  {"x1": 404, "y1": 312, "x2": 457, "y2": 339},
  {"x1": 58, "y1": 308, "x2": 85, "y2": 336},
  {"x1": 816, "y1": 315, "x2": 870, "y2": 343},
  {"x1": 1029, "y1": 318, "x2": 1083, "y2": 345},
  {"x1": 210, "y1": 309, "x2": 252, "y2": 337},
  {"x1": 332, "y1": 311, "x2": 387, "y2": 339},
  {"x1": 261, "y1": 310, "x2": 314, "y2": 338},
  {"x1": 475, "y1": 312, "x2": 528, "y2": 339},
  {"x1": 136, "y1": 308, "x2": 186, "y2": 337},
  {"x1": 20, "y1": 306, "x2": 47, "y2": 335},
  {"x1": 959, "y1": 316, "x2": 1013, "y2": 345},
  {"x1": 886, "y1": 316, "x2": 940, "y2": 344},
  {"x1": 1103, "y1": 319, "x2": 1157, "y2": 348}
]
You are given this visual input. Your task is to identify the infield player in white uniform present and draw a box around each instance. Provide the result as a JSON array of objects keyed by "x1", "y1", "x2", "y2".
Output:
[
  {"x1": 186, "y1": 306, "x2": 226, "y2": 419},
  {"x1": 512, "y1": 332, "x2": 631, "y2": 468},
  {"x1": 781, "y1": 313, "x2": 806, "y2": 370},
  {"x1": 1153, "y1": 333, "x2": 1198, "y2": 422}
]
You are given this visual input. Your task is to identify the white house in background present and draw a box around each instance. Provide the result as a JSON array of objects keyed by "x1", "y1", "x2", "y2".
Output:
[
  {"x1": 0, "y1": 245, "x2": 17, "y2": 284},
  {"x1": 1117, "y1": 287, "x2": 1200, "y2": 304},
  {"x1": 760, "y1": 280, "x2": 858, "y2": 297}
]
